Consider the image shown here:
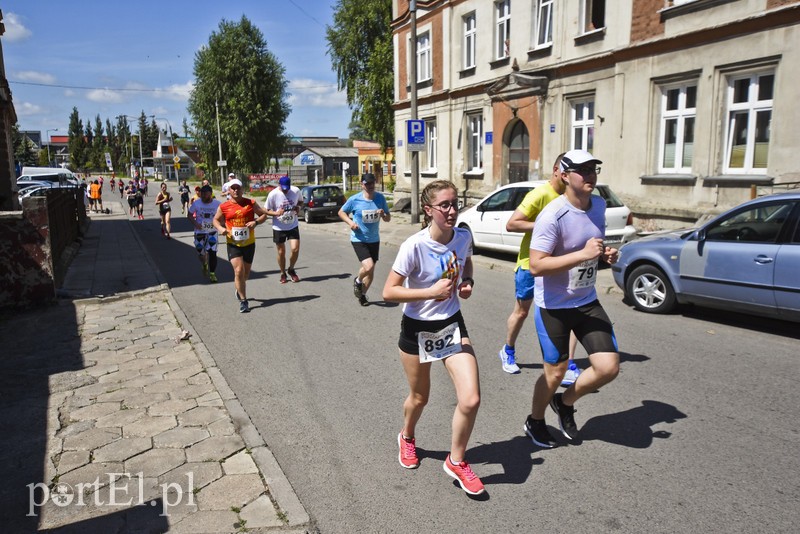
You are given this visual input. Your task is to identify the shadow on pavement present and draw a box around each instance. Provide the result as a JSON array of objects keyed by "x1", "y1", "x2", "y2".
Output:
[
  {"x1": 0, "y1": 302, "x2": 82, "y2": 529},
  {"x1": 578, "y1": 400, "x2": 687, "y2": 448}
]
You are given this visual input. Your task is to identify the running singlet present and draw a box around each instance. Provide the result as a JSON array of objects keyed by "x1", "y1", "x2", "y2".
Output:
[
  {"x1": 220, "y1": 199, "x2": 256, "y2": 247},
  {"x1": 188, "y1": 198, "x2": 221, "y2": 234}
]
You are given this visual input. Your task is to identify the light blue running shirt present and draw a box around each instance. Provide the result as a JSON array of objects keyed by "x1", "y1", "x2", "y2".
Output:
[{"x1": 341, "y1": 192, "x2": 390, "y2": 243}]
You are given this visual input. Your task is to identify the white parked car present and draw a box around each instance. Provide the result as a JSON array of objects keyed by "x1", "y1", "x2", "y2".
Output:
[{"x1": 456, "y1": 181, "x2": 637, "y2": 254}]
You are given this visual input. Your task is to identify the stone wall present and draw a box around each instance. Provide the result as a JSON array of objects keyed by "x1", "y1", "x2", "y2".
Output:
[{"x1": 0, "y1": 197, "x2": 57, "y2": 307}]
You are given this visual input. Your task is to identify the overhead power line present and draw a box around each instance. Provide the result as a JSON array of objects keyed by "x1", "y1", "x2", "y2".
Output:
[{"x1": 9, "y1": 79, "x2": 339, "y2": 92}]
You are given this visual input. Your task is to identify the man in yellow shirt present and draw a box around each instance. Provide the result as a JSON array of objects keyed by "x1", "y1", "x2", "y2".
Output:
[{"x1": 499, "y1": 153, "x2": 576, "y2": 377}]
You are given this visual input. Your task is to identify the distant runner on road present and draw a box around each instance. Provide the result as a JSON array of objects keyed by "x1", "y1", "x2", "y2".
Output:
[
  {"x1": 338, "y1": 173, "x2": 391, "y2": 306},
  {"x1": 265, "y1": 176, "x2": 303, "y2": 284},
  {"x1": 189, "y1": 185, "x2": 222, "y2": 283}
]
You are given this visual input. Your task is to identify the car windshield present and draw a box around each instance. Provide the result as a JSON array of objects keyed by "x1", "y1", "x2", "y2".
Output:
[{"x1": 311, "y1": 187, "x2": 342, "y2": 199}]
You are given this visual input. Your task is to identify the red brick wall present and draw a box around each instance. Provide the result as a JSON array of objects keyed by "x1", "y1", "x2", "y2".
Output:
[
  {"x1": 631, "y1": 0, "x2": 666, "y2": 42},
  {"x1": 491, "y1": 96, "x2": 542, "y2": 182},
  {"x1": 431, "y1": 11, "x2": 444, "y2": 93}
]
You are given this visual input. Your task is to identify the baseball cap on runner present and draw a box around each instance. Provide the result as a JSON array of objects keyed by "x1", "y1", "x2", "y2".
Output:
[
  {"x1": 279, "y1": 176, "x2": 291, "y2": 191},
  {"x1": 228, "y1": 172, "x2": 236, "y2": 178},
  {"x1": 228, "y1": 178, "x2": 243, "y2": 188},
  {"x1": 361, "y1": 173, "x2": 376, "y2": 184},
  {"x1": 560, "y1": 149, "x2": 602, "y2": 171}
]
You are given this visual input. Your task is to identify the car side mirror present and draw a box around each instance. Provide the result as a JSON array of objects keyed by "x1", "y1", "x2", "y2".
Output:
[{"x1": 696, "y1": 228, "x2": 706, "y2": 242}]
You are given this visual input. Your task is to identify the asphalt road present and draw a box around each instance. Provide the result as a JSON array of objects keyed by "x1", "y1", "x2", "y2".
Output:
[{"x1": 132, "y1": 200, "x2": 800, "y2": 533}]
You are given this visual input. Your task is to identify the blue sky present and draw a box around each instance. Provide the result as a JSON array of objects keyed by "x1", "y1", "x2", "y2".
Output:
[{"x1": 2, "y1": 0, "x2": 352, "y2": 141}]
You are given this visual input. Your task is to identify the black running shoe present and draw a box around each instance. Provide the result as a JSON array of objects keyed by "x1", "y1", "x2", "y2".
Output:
[
  {"x1": 524, "y1": 416, "x2": 557, "y2": 448},
  {"x1": 239, "y1": 300, "x2": 250, "y2": 313},
  {"x1": 359, "y1": 294, "x2": 369, "y2": 307},
  {"x1": 353, "y1": 278, "x2": 363, "y2": 299},
  {"x1": 549, "y1": 393, "x2": 578, "y2": 440}
]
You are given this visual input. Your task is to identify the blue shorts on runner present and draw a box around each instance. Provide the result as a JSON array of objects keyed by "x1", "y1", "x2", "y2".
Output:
[
  {"x1": 534, "y1": 300, "x2": 618, "y2": 364},
  {"x1": 515, "y1": 267, "x2": 535, "y2": 301}
]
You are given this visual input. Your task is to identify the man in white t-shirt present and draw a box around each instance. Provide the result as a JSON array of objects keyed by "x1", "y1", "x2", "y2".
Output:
[
  {"x1": 188, "y1": 185, "x2": 222, "y2": 282},
  {"x1": 524, "y1": 149, "x2": 620, "y2": 448},
  {"x1": 265, "y1": 176, "x2": 303, "y2": 283}
]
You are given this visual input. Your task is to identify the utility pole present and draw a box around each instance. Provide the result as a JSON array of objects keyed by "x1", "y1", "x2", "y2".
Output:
[
  {"x1": 409, "y1": 0, "x2": 420, "y2": 224},
  {"x1": 216, "y1": 99, "x2": 225, "y2": 185}
]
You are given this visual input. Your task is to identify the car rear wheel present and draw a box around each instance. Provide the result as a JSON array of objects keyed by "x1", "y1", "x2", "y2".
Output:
[
  {"x1": 626, "y1": 264, "x2": 677, "y2": 314},
  {"x1": 304, "y1": 209, "x2": 314, "y2": 223}
]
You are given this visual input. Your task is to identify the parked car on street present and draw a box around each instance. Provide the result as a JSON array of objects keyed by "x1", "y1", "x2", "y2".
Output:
[
  {"x1": 299, "y1": 185, "x2": 346, "y2": 223},
  {"x1": 611, "y1": 191, "x2": 800, "y2": 322},
  {"x1": 456, "y1": 181, "x2": 637, "y2": 254}
]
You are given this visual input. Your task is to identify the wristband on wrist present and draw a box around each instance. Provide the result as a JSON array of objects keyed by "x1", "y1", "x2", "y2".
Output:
[{"x1": 462, "y1": 277, "x2": 474, "y2": 287}]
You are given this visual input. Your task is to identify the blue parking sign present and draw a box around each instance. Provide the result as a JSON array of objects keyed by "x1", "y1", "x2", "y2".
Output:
[{"x1": 406, "y1": 120, "x2": 425, "y2": 152}]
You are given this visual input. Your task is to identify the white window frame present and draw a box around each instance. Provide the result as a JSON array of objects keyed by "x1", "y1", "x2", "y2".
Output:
[
  {"x1": 495, "y1": 0, "x2": 511, "y2": 60},
  {"x1": 723, "y1": 70, "x2": 773, "y2": 174},
  {"x1": 463, "y1": 13, "x2": 476, "y2": 70},
  {"x1": 425, "y1": 119, "x2": 438, "y2": 171},
  {"x1": 467, "y1": 113, "x2": 484, "y2": 171},
  {"x1": 658, "y1": 83, "x2": 697, "y2": 173},
  {"x1": 580, "y1": 0, "x2": 605, "y2": 34},
  {"x1": 534, "y1": 0, "x2": 554, "y2": 49},
  {"x1": 417, "y1": 32, "x2": 431, "y2": 83},
  {"x1": 570, "y1": 98, "x2": 595, "y2": 151}
]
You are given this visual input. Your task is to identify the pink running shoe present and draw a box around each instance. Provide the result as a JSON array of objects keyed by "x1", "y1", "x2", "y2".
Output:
[
  {"x1": 443, "y1": 455, "x2": 485, "y2": 495},
  {"x1": 397, "y1": 432, "x2": 419, "y2": 469}
]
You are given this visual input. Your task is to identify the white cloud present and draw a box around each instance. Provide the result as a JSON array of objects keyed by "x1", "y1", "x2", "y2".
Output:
[
  {"x1": 16, "y1": 102, "x2": 44, "y2": 116},
  {"x1": 153, "y1": 81, "x2": 194, "y2": 102},
  {"x1": 151, "y1": 106, "x2": 168, "y2": 116},
  {"x1": 15, "y1": 70, "x2": 56, "y2": 84},
  {"x1": 3, "y1": 13, "x2": 32, "y2": 42},
  {"x1": 86, "y1": 89, "x2": 124, "y2": 103},
  {"x1": 64, "y1": 89, "x2": 76, "y2": 97},
  {"x1": 288, "y1": 79, "x2": 347, "y2": 108}
]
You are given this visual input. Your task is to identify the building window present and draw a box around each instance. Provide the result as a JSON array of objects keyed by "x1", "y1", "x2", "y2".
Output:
[
  {"x1": 581, "y1": 0, "x2": 605, "y2": 33},
  {"x1": 570, "y1": 99, "x2": 594, "y2": 151},
  {"x1": 534, "y1": 0, "x2": 554, "y2": 48},
  {"x1": 463, "y1": 13, "x2": 476, "y2": 70},
  {"x1": 425, "y1": 119, "x2": 438, "y2": 170},
  {"x1": 659, "y1": 83, "x2": 696, "y2": 173},
  {"x1": 724, "y1": 71, "x2": 773, "y2": 174},
  {"x1": 468, "y1": 113, "x2": 484, "y2": 171},
  {"x1": 417, "y1": 32, "x2": 431, "y2": 82},
  {"x1": 495, "y1": 0, "x2": 511, "y2": 60}
]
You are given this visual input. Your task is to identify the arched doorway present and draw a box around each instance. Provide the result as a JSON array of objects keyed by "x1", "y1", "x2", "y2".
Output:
[{"x1": 507, "y1": 120, "x2": 529, "y2": 183}]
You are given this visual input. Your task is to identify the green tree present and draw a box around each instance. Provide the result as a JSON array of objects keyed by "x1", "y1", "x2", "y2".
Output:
[
  {"x1": 188, "y1": 15, "x2": 291, "y2": 175},
  {"x1": 327, "y1": 0, "x2": 394, "y2": 150},
  {"x1": 89, "y1": 115, "x2": 105, "y2": 171},
  {"x1": 11, "y1": 124, "x2": 38, "y2": 166},
  {"x1": 68, "y1": 107, "x2": 88, "y2": 170}
]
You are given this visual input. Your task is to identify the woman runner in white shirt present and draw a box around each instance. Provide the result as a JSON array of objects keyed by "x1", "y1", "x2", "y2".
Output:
[{"x1": 383, "y1": 180, "x2": 484, "y2": 496}]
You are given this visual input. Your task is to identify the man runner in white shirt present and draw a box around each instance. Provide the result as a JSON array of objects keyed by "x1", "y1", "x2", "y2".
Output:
[{"x1": 524, "y1": 149, "x2": 620, "y2": 448}]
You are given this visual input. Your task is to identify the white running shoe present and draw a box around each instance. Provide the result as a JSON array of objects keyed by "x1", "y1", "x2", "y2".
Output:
[{"x1": 498, "y1": 346, "x2": 521, "y2": 374}]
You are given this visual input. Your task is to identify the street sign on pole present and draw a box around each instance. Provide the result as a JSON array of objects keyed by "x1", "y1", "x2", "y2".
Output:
[
  {"x1": 406, "y1": 120, "x2": 425, "y2": 152},
  {"x1": 173, "y1": 155, "x2": 180, "y2": 163},
  {"x1": 217, "y1": 160, "x2": 227, "y2": 167}
]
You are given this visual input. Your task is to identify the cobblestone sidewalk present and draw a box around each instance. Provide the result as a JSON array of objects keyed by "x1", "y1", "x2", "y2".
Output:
[{"x1": 0, "y1": 290, "x2": 310, "y2": 533}]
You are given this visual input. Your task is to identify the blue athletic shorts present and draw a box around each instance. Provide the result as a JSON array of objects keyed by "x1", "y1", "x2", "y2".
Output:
[
  {"x1": 515, "y1": 267, "x2": 535, "y2": 301},
  {"x1": 534, "y1": 300, "x2": 618, "y2": 364}
]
